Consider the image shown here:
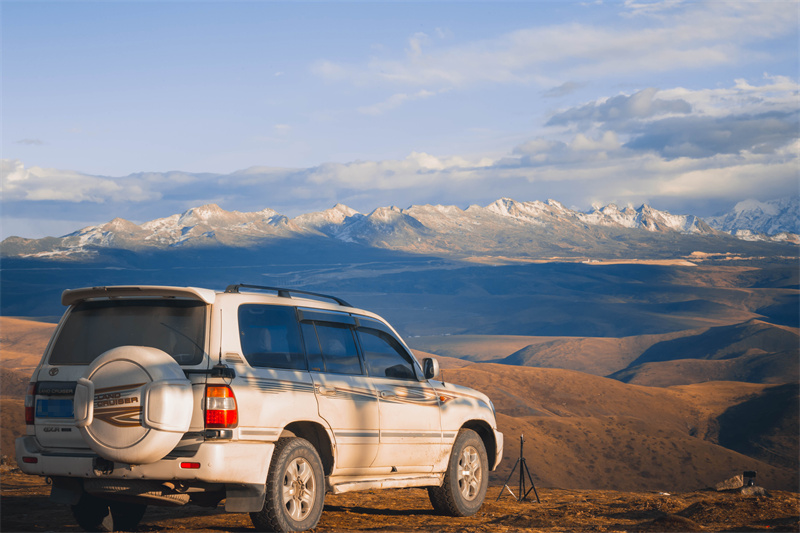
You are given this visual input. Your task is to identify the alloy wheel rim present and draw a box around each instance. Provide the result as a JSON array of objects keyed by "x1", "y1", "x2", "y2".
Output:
[
  {"x1": 457, "y1": 445, "x2": 482, "y2": 501},
  {"x1": 282, "y1": 457, "x2": 316, "y2": 521}
]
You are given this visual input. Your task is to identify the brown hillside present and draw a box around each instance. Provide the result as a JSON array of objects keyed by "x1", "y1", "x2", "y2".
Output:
[
  {"x1": 500, "y1": 330, "x2": 700, "y2": 376},
  {"x1": 444, "y1": 364, "x2": 798, "y2": 491},
  {"x1": 628, "y1": 320, "x2": 799, "y2": 364},
  {"x1": 1, "y1": 367, "x2": 31, "y2": 399},
  {"x1": 1, "y1": 398, "x2": 24, "y2": 463},
  {"x1": 613, "y1": 319, "x2": 799, "y2": 386},
  {"x1": 410, "y1": 349, "x2": 470, "y2": 369},
  {"x1": 716, "y1": 383, "x2": 800, "y2": 471},
  {"x1": 611, "y1": 351, "x2": 799, "y2": 387},
  {"x1": 409, "y1": 334, "x2": 549, "y2": 361},
  {"x1": 0, "y1": 317, "x2": 55, "y2": 372}
]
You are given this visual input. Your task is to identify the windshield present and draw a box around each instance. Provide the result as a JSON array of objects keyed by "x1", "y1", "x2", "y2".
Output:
[{"x1": 49, "y1": 299, "x2": 207, "y2": 365}]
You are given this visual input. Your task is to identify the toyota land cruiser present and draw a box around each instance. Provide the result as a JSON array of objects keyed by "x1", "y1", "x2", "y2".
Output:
[{"x1": 16, "y1": 284, "x2": 503, "y2": 532}]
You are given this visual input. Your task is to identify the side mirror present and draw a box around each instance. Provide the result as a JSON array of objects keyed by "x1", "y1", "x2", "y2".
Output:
[{"x1": 422, "y1": 358, "x2": 440, "y2": 380}]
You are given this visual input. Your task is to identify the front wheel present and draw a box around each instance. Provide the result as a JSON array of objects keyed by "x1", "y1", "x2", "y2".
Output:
[
  {"x1": 250, "y1": 437, "x2": 325, "y2": 532},
  {"x1": 428, "y1": 428, "x2": 489, "y2": 517}
]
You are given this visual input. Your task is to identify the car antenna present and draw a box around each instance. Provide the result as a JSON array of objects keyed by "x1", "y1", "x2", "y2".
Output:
[
  {"x1": 218, "y1": 308, "x2": 224, "y2": 366},
  {"x1": 212, "y1": 308, "x2": 235, "y2": 379}
]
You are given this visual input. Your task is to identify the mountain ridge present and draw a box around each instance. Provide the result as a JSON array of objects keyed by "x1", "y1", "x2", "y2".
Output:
[
  {"x1": 706, "y1": 196, "x2": 799, "y2": 237},
  {"x1": 4, "y1": 197, "x2": 797, "y2": 261}
]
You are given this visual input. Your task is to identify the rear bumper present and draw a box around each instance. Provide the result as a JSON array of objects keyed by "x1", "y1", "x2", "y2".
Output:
[{"x1": 15, "y1": 436, "x2": 273, "y2": 485}]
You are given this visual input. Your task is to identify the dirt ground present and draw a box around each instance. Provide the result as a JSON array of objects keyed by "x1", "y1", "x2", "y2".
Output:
[{"x1": 1, "y1": 469, "x2": 798, "y2": 533}]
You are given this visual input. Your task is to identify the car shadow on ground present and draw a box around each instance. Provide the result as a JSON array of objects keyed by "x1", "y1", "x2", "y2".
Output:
[{"x1": 323, "y1": 503, "x2": 438, "y2": 517}]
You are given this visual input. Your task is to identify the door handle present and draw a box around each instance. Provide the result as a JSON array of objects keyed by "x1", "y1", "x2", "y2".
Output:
[
  {"x1": 380, "y1": 391, "x2": 396, "y2": 399},
  {"x1": 317, "y1": 386, "x2": 336, "y2": 396}
]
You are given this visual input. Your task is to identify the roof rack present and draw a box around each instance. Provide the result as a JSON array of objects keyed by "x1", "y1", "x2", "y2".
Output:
[{"x1": 224, "y1": 284, "x2": 353, "y2": 308}]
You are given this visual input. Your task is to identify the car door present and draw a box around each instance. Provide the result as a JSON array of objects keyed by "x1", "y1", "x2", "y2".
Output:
[
  {"x1": 300, "y1": 309, "x2": 381, "y2": 473},
  {"x1": 356, "y1": 320, "x2": 444, "y2": 472}
]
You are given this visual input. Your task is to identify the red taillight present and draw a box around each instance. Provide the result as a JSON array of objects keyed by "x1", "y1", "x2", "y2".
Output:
[
  {"x1": 22, "y1": 457, "x2": 38, "y2": 464},
  {"x1": 180, "y1": 462, "x2": 201, "y2": 469},
  {"x1": 24, "y1": 383, "x2": 37, "y2": 425},
  {"x1": 204, "y1": 385, "x2": 238, "y2": 429}
]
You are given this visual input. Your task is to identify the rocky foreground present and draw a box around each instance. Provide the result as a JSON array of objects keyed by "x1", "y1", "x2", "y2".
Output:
[{"x1": 1, "y1": 469, "x2": 798, "y2": 532}]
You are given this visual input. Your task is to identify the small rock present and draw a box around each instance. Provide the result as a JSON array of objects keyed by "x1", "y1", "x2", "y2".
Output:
[
  {"x1": 740, "y1": 485, "x2": 769, "y2": 497},
  {"x1": 715, "y1": 474, "x2": 744, "y2": 491}
]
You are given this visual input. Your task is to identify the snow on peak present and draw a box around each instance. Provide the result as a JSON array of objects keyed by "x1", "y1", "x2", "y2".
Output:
[
  {"x1": 368, "y1": 206, "x2": 404, "y2": 223},
  {"x1": 706, "y1": 196, "x2": 798, "y2": 236},
  {"x1": 292, "y1": 204, "x2": 360, "y2": 231},
  {"x1": 733, "y1": 198, "x2": 779, "y2": 216}
]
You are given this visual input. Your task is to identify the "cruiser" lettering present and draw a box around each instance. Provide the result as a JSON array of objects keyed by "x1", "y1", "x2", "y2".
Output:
[
  {"x1": 94, "y1": 391, "x2": 140, "y2": 408},
  {"x1": 95, "y1": 396, "x2": 139, "y2": 408}
]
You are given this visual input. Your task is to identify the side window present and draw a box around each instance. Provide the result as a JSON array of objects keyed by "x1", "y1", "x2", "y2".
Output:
[
  {"x1": 238, "y1": 305, "x2": 306, "y2": 370},
  {"x1": 357, "y1": 328, "x2": 417, "y2": 380},
  {"x1": 312, "y1": 323, "x2": 362, "y2": 375}
]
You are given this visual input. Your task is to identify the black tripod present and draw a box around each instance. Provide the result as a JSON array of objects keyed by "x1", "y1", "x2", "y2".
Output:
[{"x1": 496, "y1": 434, "x2": 540, "y2": 503}]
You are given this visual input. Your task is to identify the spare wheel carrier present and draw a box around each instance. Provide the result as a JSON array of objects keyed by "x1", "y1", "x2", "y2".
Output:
[{"x1": 73, "y1": 346, "x2": 194, "y2": 464}]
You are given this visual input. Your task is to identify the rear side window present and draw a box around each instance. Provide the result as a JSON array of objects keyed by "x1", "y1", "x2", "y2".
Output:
[
  {"x1": 238, "y1": 305, "x2": 306, "y2": 370},
  {"x1": 49, "y1": 299, "x2": 206, "y2": 365},
  {"x1": 302, "y1": 322, "x2": 362, "y2": 375}
]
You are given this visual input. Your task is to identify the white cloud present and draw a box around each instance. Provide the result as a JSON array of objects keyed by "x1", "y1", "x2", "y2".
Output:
[
  {"x1": 313, "y1": 3, "x2": 795, "y2": 90},
  {"x1": 358, "y1": 89, "x2": 437, "y2": 115},
  {"x1": 1, "y1": 159, "x2": 160, "y2": 203},
  {"x1": 571, "y1": 131, "x2": 620, "y2": 151},
  {"x1": 659, "y1": 74, "x2": 800, "y2": 117}
]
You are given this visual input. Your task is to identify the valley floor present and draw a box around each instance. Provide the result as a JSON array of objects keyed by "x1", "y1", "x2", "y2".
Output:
[{"x1": 1, "y1": 469, "x2": 798, "y2": 532}]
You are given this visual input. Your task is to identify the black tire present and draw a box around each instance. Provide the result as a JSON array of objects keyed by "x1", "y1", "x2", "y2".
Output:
[
  {"x1": 109, "y1": 501, "x2": 148, "y2": 531},
  {"x1": 72, "y1": 492, "x2": 147, "y2": 532},
  {"x1": 250, "y1": 438, "x2": 325, "y2": 532},
  {"x1": 72, "y1": 493, "x2": 113, "y2": 532},
  {"x1": 428, "y1": 428, "x2": 489, "y2": 517}
]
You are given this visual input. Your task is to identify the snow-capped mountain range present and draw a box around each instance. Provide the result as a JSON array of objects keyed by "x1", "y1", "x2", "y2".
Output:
[
  {"x1": 705, "y1": 197, "x2": 799, "y2": 241},
  {"x1": 3, "y1": 197, "x2": 797, "y2": 260}
]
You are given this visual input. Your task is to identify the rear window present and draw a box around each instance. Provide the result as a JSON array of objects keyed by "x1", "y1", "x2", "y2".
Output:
[{"x1": 49, "y1": 299, "x2": 207, "y2": 365}]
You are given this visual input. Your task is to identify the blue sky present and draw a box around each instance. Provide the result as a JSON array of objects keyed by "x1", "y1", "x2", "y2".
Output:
[{"x1": 2, "y1": 1, "x2": 798, "y2": 238}]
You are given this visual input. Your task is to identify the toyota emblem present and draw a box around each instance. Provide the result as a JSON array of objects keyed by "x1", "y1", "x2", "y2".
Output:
[{"x1": 48, "y1": 367, "x2": 59, "y2": 376}]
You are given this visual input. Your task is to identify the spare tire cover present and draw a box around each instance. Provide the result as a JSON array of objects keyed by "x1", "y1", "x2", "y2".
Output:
[{"x1": 75, "y1": 346, "x2": 194, "y2": 464}]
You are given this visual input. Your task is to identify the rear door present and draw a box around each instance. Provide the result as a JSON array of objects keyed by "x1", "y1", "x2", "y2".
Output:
[
  {"x1": 33, "y1": 297, "x2": 209, "y2": 450},
  {"x1": 300, "y1": 309, "x2": 380, "y2": 472}
]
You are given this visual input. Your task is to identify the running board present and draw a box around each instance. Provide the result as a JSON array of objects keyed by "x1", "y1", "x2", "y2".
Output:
[{"x1": 329, "y1": 474, "x2": 443, "y2": 494}]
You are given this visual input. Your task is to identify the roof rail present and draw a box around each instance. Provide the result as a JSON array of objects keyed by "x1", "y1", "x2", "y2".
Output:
[{"x1": 224, "y1": 284, "x2": 353, "y2": 308}]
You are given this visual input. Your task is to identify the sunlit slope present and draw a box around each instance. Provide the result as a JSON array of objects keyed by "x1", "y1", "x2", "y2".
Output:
[
  {"x1": 0, "y1": 317, "x2": 55, "y2": 373},
  {"x1": 611, "y1": 320, "x2": 799, "y2": 386},
  {"x1": 413, "y1": 319, "x2": 798, "y2": 386},
  {"x1": 445, "y1": 364, "x2": 798, "y2": 491}
]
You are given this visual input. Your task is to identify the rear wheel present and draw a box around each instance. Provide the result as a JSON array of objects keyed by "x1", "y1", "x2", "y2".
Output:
[
  {"x1": 428, "y1": 428, "x2": 488, "y2": 517},
  {"x1": 250, "y1": 437, "x2": 325, "y2": 532},
  {"x1": 72, "y1": 493, "x2": 147, "y2": 532}
]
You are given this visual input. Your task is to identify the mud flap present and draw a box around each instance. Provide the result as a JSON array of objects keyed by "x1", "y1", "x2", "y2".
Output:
[
  {"x1": 50, "y1": 477, "x2": 84, "y2": 505},
  {"x1": 224, "y1": 483, "x2": 267, "y2": 512}
]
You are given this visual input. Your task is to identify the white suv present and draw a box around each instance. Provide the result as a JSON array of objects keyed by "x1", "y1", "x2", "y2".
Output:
[{"x1": 16, "y1": 284, "x2": 503, "y2": 532}]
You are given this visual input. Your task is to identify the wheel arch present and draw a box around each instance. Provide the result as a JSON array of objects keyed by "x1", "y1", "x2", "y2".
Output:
[
  {"x1": 460, "y1": 420, "x2": 497, "y2": 471},
  {"x1": 280, "y1": 421, "x2": 334, "y2": 476}
]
